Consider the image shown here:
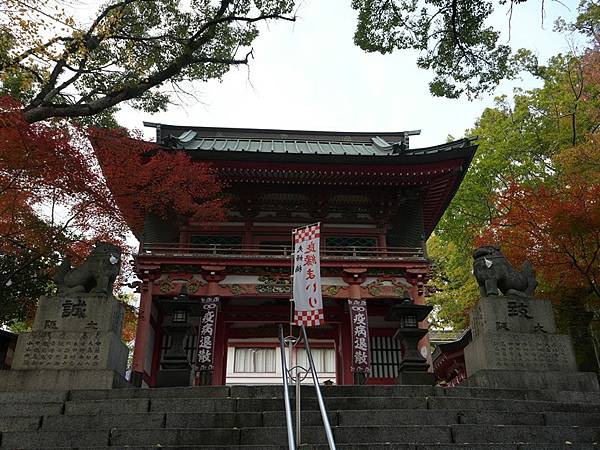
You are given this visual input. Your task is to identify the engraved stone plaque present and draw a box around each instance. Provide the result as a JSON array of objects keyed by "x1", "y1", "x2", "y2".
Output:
[
  {"x1": 12, "y1": 330, "x2": 128, "y2": 374},
  {"x1": 470, "y1": 296, "x2": 556, "y2": 339},
  {"x1": 465, "y1": 332, "x2": 577, "y2": 374},
  {"x1": 32, "y1": 294, "x2": 124, "y2": 333}
]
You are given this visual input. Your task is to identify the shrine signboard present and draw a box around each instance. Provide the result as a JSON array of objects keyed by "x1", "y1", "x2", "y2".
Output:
[
  {"x1": 196, "y1": 296, "x2": 220, "y2": 371},
  {"x1": 348, "y1": 299, "x2": 371, "y2": 373},
  {"x1": 292, "y1": 223, "x2": 324, "y2": 327}
]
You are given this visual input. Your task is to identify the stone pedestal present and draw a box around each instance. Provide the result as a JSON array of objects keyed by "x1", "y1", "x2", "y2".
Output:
[
  {"x1": 464, "y1": 296, "x2": 599, "y2": 392},
  {"x1": 0, "y1": 294, "x2": 129, "y2": 391}
]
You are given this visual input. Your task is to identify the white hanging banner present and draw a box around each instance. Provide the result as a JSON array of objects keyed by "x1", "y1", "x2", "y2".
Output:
[{"x1": 292, "y1": 223, "x2": 324, "y2": 326}]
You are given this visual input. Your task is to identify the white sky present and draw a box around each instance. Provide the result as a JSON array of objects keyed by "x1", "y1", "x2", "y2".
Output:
[{"x1": 113, "y1": 0, "x2": 582, "y2": 147}]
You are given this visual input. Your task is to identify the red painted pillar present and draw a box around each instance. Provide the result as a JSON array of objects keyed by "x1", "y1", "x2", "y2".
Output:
[
  {"x1": 132, "y1": 279, "x2": 154, "y2": 387},
  {"x1": 340, "y1": 312, "x2": 353, "y2": 385},
  {"x1": 210, "y1": 277, "x2": 225, "y2": 386},
  {"x1": 408, "y1": 272, "x2": 434, "y2": 370},
  {"x1": 212, "y1": 313, "x2": 227, "y2": 385}
]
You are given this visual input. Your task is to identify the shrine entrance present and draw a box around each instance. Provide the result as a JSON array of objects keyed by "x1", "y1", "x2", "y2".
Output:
[
  {"x1": 151, "y1": 295, "x2": 345, "y2": 388},
  {"x1": 150, "y1": 293, "x2": 412, "y2": 388}
]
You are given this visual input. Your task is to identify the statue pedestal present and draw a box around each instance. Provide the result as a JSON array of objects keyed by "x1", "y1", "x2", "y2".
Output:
[
  {"x1": 0, "y1": 294, "x2": 129, "y2": 391},
  {"x1": 464, "y1": 296, "x2": 599, "y2": 392}
]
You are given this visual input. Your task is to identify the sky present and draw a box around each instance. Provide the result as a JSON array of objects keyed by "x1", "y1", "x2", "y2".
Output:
[{"x1": 113, "y1": 0, "x2": 582, "y2": 148}]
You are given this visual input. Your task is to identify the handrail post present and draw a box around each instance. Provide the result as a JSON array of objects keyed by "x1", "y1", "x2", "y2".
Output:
[
  {"x1": 278, "y1": 325, "x2": 296, "y2": 450},
  {"x1": 300, "y1": 325, "x2": 336, "y2": 450}
]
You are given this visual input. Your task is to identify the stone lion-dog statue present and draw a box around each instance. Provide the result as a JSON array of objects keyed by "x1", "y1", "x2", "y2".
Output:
[
  {"x1": 472, "y1": 245, "x2": 537, "y2": 298},
  {"x1": 54, "y1": 242, "x2": 121, "y2": 295}
]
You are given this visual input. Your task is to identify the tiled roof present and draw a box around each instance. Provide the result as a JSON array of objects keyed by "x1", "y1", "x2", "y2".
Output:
[
  {"x1": 145, "y1": 125, "x2": 472, "y2": 157},
  {"x1": 177, "y1": 136, "x2": 394, "y2": 156},
  {"x1": 144, "y1": 123, "x2": 449, "y2": 156}
]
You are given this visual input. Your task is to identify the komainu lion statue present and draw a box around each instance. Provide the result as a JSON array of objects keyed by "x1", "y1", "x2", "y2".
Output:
[
  {"x1": 54, "y1": 242, "x2": 121, "y2": 295},
  {"x1": 472, "y1": 245, "x2": 537, "y2": 298}
]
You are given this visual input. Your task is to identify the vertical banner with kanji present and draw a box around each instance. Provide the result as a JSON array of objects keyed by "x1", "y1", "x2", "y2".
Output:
[
  {"x1": 348, "y1": 299, "x2": 371, "y2": 373},
  {"x1": 292, "y1": 223, "x2": 324, "y2": 326},
  {"x1": 196, "y1": 296, "x2": 220, "y2": 371}
]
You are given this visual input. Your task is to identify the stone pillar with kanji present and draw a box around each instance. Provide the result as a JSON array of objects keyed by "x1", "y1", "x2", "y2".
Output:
[{"x1": 0, "y1": 242, "x2": 130, "y2": 391}]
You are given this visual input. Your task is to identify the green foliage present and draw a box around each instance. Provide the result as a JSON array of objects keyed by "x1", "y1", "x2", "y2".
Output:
[
  {"x1": 426, "y1": 235, "x2": 479, "y2": 329},
  {"x1": 429, "y1": 29, "x2": 600, "y2": 328},
  {"x1": 438, "y1": 52, "x2": 600, "y2": 252},
  {"x1": 351, "y1": 0, "x2": 523, "y2": 98},
  {"x1": 1, "y1": 0, "x2": 296, "y2": 123},
  {"x1": 0, "y1": 250, "x2": 57, "y2": 326}
]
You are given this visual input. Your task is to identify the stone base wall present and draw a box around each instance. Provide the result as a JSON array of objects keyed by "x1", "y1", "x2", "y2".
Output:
[
  {"x1": 465, "y1": 296, "x2": 599, "y2": 392},
  {"x1": 465, "y1": 369, "x2": 599, "y2": 392},
  {"x1": 12, "y1": 331, "x2": 128, "y2": 373},
  {"x1": 0, "y1": 293, "x2": 130, "y2": 391},
  {"x1": 0, "y1": 369, "x2": 129, "y2": 392},
  {"x1": 465, "y1": 332, "x2": 577, "y2": 373}
]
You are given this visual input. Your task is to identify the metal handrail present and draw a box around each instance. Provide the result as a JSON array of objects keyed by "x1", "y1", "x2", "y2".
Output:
[
  {"x1": 300, "y1": 325, "x2": 336, "y2": 449},
  {"x1": 278, "y1": 324, "x2": 336, "y2": 450},
  {"x1": 278, "y1": 325, "x2": 296, "y2": 450}
]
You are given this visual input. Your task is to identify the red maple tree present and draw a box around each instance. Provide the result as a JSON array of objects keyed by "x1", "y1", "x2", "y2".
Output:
[
  {"x1": 89, "y1": 128, "x2": 226, "y2": 234},
  {"x1": 477, "y1": 173, "x2": 600, "y2": 303},
  {"x1": 1, "y1": 96, "x2": 226, "y2": 326}
]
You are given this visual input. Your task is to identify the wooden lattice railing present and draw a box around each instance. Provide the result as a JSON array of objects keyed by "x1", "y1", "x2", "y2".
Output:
[{"x1": 139, "y1": 242, "x2": 425, "y2": 259}]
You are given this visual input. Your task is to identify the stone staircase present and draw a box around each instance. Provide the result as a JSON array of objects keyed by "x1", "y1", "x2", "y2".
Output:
[{"x1": 0, "y1": 384, "x2": 599, "y2": 449}]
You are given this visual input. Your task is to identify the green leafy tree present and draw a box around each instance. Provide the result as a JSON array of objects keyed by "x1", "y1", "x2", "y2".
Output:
[
  {"x1": 1, "y1": 0, "x2": 296, "y2": 123},
  {"x1": 426, "y1": 235, "x2": 478, "y2": 330},
  {"x1": 2, "y1": 0, "x2": 595, "y2": 126},
  {"x1": 0, "y1": 249, "x2": 57, "y2": 326},
  {"x1": 351, "y1": 0, "x2": 542, "y2": 98},
  {"x1": 439, "y1": 52, "x2": 600, "y2": 252},
  {"x1": 427, "y1": 2, "x2": 600, "y2": 329}
]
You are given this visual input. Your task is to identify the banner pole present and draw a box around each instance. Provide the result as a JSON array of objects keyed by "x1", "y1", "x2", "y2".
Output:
[{"x1": 290, "y1": 227, "x2": 295, "y2": 337}]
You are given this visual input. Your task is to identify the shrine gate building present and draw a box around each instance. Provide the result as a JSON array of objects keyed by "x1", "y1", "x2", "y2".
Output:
[{"x1": 129, "y1": 123, "x2": 476, "y2": 388}]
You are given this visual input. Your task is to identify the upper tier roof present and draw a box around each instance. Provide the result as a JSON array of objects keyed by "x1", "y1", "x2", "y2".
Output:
[
  {"x1": 137, "y1": 122, "x2": 478, "y2": 239},
  {"x1": 144, "y1": 122, "x2": 425, "y2": 156}
]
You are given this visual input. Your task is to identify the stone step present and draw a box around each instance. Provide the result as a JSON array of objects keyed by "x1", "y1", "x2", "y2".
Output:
[
  {"x1": 3, "y1": 425, "x2": 600, "y2": 448},
  {"x1": 427, "y1": 396, "x2": 600, "y2": 412},
  {"x1": 4, "y1": 395, "x2": 598, "y2": 420},
  {"x1": 0, "y1": 430, "x2": 110, "y2": 449},
  {"x1": 0, "y1": 391, "x2": 68, "y2": 404},
  {"x1": 14, "y1": 446, "x2": 600, "y2": 450},
  {"x1": 62, "y1": 385, "x2": 600, "y2": 403},
  {"x1": 133, "y1": 395, "x2": 600, "y2": 413},
  {"x1": 69, "y1": 386, "x2": 230, "y2": 401},
  {"x1": 0, "y1": 403, "x2": 63, "y2": 417},
  {"x1": 1, "y1": 407, "x2": 598, "y2": 433}
]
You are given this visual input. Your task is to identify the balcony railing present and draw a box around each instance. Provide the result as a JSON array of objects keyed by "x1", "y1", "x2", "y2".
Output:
[{"x1": 138, "y1": 242, "x2": 425, "y2": 260}]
